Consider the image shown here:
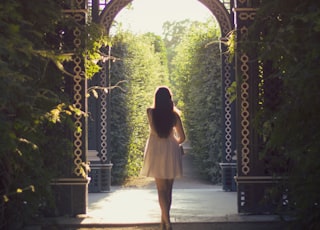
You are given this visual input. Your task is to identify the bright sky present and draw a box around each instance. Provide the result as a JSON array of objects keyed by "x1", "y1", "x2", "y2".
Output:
[{"x1": 111, "y1": 0, "x2": 214, "y2": 36}]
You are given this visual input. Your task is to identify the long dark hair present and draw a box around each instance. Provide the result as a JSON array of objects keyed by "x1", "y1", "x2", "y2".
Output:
[{"x1": 152, "y1": 87, "x2": 177, "y2": 138}]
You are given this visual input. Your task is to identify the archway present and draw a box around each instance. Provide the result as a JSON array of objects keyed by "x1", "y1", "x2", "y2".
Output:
[
  {"x1": 54, "y1": 0, "x2": 272, "y2": 217},
  {"x1": 85, "y1": 0, "x2": 237, "y2": 222},
  {"x1": 91, "y1": 0, "x2": 237, "y2": 190}
]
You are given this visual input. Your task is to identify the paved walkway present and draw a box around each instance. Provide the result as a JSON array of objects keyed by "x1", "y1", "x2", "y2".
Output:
[
  {"x1": 38, "y1": 154, "x2": 287, "y2": 229},
  {"x1": 86, "y1": 154, "x2": 237, "y2": 224}
]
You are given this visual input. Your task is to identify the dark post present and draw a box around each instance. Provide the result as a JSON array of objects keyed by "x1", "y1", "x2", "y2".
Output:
[
  {"x1": 88, "y1": 45, "x2": 113, "y2": 193},
  {"x1": 51, "y1": 0, "x2": 89, "y2": 216},
  {"x1": 234, "y1": 0, "x2": 282, "y2": 213},
  {"x1": 219, "y1": 35, "x2": 237, "y2": 192}
]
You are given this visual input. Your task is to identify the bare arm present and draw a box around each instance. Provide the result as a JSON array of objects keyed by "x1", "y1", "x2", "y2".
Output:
[
  {"x1": 174, "y1": 115, "x2": 186, "y2": 144},
  {"x1": 146, "y1": 108, "x2": 152, "y2": 123}
]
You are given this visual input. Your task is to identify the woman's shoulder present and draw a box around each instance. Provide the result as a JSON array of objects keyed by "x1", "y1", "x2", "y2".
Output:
[
  {"x1": 174, "y1": 111, "x2": 181, "y2": 118},
  {"x1": 147, "y1": 107, "x2": 154, "y2": 113}
]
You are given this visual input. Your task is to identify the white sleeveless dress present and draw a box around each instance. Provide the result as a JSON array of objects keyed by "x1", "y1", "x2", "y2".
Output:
[{"x1": 140, "y1": 111, "x2": 183, "y2": 179}]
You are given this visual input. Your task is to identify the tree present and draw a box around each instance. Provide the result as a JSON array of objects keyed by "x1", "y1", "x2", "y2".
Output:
[
  {"x1": 162, "y1": 19, "x2": 193, "y2": 67},
  {"x1": 163, "y1": 19, "x2": 210, "y2": 82}
]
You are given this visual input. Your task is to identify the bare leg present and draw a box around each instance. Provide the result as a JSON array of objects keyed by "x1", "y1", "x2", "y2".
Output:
[
  {"x1": 155, "y1": 178, "x2": 174, "y2": 229},
  {"x1": 166, "y1": 179, "x2": 174, "y2": 212}
]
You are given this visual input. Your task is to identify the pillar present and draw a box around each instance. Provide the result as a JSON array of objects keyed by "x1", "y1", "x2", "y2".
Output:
[
  {"x1": 51, "y1": 0, "x2": 89, "y2": 216},
  {"x1": 234, "y1": 0, "x2": 282, "y2": 213}
]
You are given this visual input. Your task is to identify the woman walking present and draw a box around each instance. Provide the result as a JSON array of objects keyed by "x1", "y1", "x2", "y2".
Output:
[{"x1": 141, "y1": 86, "x2": 186, "y2": 230}]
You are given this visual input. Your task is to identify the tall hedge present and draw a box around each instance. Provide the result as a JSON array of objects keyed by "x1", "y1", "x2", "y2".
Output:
[
  {"x1": 171, "y1": 21, "x2": 222, "y2": 183},
  {"x1": 109, "y1": 32, "x2": 169, "y2": 184}
]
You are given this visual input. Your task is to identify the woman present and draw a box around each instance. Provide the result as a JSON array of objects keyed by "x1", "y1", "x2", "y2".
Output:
[{"x1": 141, "y1": 86, "x2": 186, "y2": 230}]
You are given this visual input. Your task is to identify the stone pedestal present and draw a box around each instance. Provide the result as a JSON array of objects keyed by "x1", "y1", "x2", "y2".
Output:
[
  {"x1": 51, "y1": 178, "x2": 89, "y2": 216},
  {"x1": 220, "y1": 162, "x2": 237, "y2": 191}
]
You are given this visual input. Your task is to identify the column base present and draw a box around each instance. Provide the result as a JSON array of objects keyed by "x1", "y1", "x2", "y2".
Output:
[{"x1": 50, "y1": 177, "x2": 89, "y2": 216}]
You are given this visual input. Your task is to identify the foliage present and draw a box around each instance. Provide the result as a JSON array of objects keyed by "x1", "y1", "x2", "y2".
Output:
[
  {"x1": 108, "y1": 31, "x2": 169, "y2": 184},
  {"x1": 244, "y1": 0, "x2": 320, "y2": 228},
  {"x1": 0, "y1": 0, "x2": 106, "y2": 228},
  {"x1": 0, "y1": 0, "x2": 64, "y2": 227},
  {"x1": 171, "y1": 20, "x2": 222, "y2": 183},
  {"x1": 85, "y1": 22, "x2": 111, "y2": 79},
  {"x1": 163, "y1": 19, "x2": 214, "y2": 82},
  {"x1": 162, "y1": 19, "x2": 194, "y2": 74}
]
